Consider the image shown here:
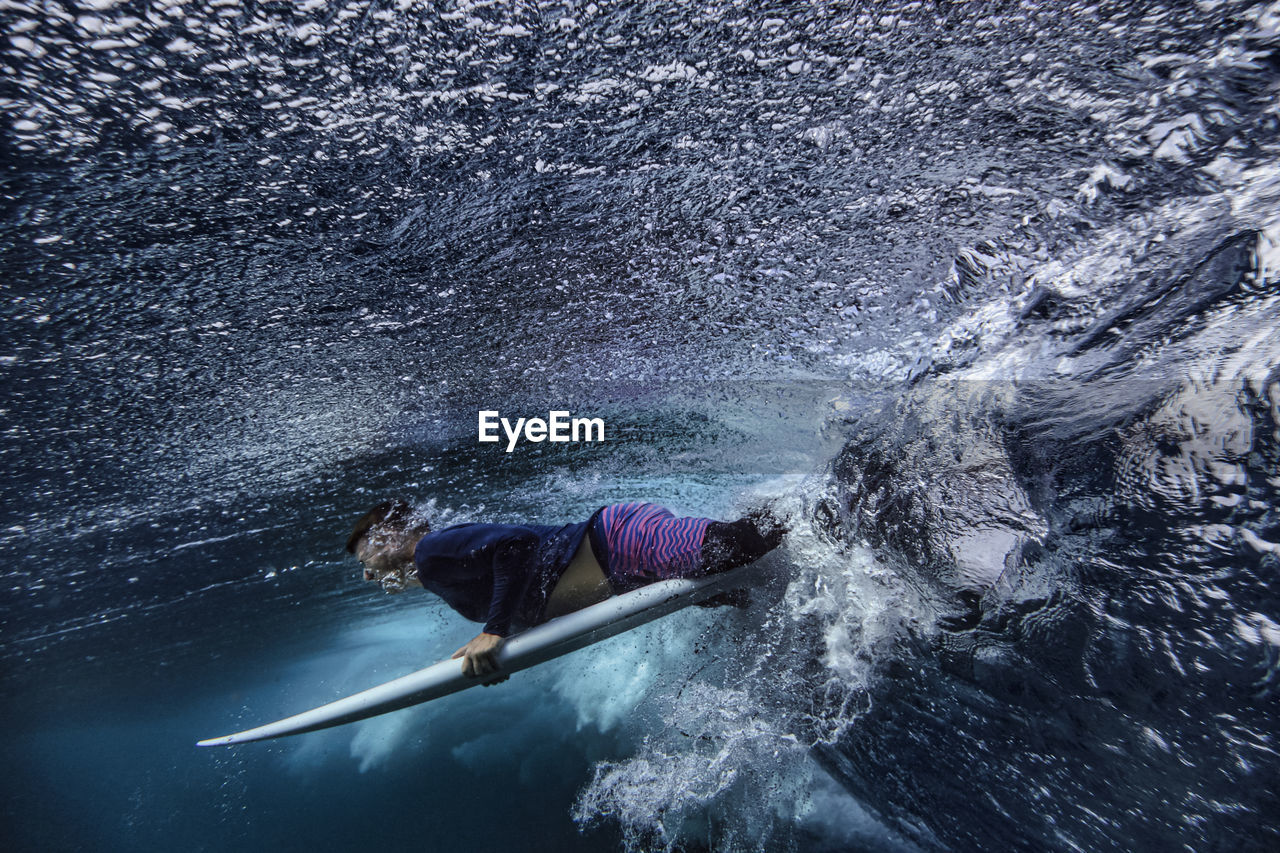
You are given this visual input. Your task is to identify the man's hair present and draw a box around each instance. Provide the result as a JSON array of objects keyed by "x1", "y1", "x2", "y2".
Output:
[{"x1": 345, "y1": 499, "x2": 419, "y2": 554}]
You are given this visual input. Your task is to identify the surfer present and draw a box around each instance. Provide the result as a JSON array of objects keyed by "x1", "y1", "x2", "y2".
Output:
[{"x1": 347, "y1": 501, "x2": 787, "y2": 679}]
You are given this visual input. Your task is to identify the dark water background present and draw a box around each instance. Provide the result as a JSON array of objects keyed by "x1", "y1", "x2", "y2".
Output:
[{"x1": 3, "y1": 0, "x2": 1279, "y2": 850}]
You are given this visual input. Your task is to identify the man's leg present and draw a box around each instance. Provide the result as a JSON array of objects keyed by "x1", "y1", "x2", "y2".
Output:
[
  {"x1": 591, "y1": 501, "x2": 787, "y2": 595},
  {"x1": 699, "y1": 515, "x2": 784, "y2": 575},
  {"x1": 693, "y1": 512, "x2": 787, "y2": 608}
]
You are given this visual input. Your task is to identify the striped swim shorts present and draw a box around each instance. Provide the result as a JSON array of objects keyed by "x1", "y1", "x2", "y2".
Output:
[{"x1": 588, "y1": 502, "x2": 713, "y2": 592}]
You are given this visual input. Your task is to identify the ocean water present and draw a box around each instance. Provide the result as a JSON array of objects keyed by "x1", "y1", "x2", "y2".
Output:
[{"x1": 3, "y1": 0, "x2": 1278, "y2": 850}]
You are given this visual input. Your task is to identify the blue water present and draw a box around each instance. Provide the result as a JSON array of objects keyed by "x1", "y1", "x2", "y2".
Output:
[{"x1": 4, "y1": 0, "x2": 1279, "y2": 850}]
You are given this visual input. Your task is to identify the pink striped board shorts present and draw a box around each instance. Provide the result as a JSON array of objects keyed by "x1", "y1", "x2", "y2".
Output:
[{"x1": 590, "y1": 502, "x2": 713, "y2": 591}]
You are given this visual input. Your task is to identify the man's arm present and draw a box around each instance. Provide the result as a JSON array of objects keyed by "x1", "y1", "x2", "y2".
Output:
[
  {"x1": 453, "y1": 533, "x2": 538, "y2": 678},
  {"x1": 482, "y1": 534, "x2": 537, "y2": 637}
]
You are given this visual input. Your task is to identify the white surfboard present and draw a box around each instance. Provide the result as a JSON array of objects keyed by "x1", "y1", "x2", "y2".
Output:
[{"x1": 197, "y1": 562, "x2": 759, "y2": 746}]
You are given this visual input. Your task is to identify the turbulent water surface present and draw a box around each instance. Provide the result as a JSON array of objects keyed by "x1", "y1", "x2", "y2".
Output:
[{"x1": 3, "y1": 1, "x2": 1279, "y2": 850}]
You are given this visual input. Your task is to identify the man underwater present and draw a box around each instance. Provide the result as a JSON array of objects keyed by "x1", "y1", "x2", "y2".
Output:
[{"x1": 347, "y1": 501, "x2": 787, "y2": 678}]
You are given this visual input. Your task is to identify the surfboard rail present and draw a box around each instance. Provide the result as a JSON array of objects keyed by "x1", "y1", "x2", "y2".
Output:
[{"x1": 197, "y1": 563, "x2": 757, "y2": 746}]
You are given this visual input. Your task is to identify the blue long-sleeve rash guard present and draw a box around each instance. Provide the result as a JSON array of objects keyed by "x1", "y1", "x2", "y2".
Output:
[{"x1": 412, "y1": 520, "x2": 592, "y2": 637}]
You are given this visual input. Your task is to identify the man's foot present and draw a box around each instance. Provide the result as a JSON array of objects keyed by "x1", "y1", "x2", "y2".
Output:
[
  {"x1": 696, "y1": 588, "x2": 752, "y2": 609},
  {"x1": 744, "y1": 503, "x2": 789, "y2": 549}
]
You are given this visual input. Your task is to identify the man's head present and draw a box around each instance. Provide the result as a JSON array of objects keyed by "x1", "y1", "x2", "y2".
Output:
[{"x1": 346, "y1": 499, "x2": 430, "y2": 593}]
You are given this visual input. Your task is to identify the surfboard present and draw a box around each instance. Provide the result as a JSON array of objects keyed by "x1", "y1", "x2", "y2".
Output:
[{"x1": 197, "y1": 562, "x2": 759, "y2": 746}]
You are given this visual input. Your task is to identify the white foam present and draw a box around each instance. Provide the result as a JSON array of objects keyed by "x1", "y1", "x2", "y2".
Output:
[
  {"x1": 566, "y1": 498, "x2": 925, "y2": 849},
  {"x1": 1075, "y1": 162, "x2": 1132, "y2": 204}
]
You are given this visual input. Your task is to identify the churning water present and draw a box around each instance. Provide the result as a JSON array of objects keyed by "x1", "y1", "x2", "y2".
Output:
[{"x1": 3, "y1": 0, "x2": 1279, "y2": 850}]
